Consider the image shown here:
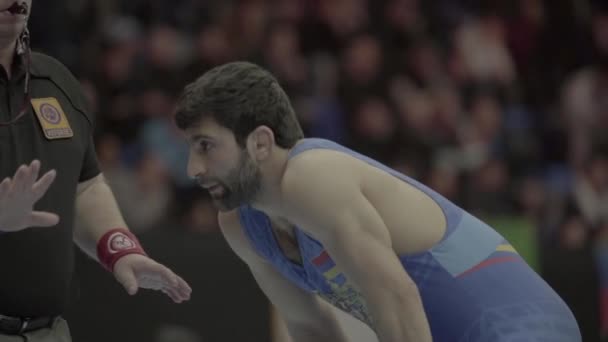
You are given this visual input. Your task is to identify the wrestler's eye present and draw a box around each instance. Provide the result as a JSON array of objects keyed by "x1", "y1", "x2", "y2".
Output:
[{"x1": 199, "y1": 141, "x2": 213, "y2": 152}]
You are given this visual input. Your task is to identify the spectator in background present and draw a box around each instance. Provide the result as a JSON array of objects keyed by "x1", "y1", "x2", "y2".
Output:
[
  {"x1": 572, "y1": 153, "x2": 608, "y2": 229},
  {"x1": 338, "y1": 33, "x2": 386, "y2": 108},
  {"x1": 454, "y1": 8, "x2": 516, "y2": 86},
  {"x1": 349, "y1": 96, "x2": 400, "y2": 163},
  {"x1": 562, "y1": 9, "x2": 608, "y2": 168}
]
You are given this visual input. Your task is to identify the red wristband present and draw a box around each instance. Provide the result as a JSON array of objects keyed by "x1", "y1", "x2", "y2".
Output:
[{"x1": 96, "y1": 228, "x2": 147, "y2": 272}]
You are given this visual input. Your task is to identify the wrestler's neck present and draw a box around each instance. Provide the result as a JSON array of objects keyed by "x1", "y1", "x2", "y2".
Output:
[
  {"x1": 250, "y1": 145, "x2": 291, "y2": 216},
  {"x1": 0, "y1": 40, "x2": 17, "y2": 79}
]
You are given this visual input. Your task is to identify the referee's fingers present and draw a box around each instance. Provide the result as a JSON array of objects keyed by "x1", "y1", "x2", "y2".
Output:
[
  {"x1": 32, "y1": 169, "x2": 56, "y2": 201},
  {"x1": 26, "y1": 160, "x2": 41, "y2": 189},
  {"x1": 0, "y1": 177, "x2": 11, "y2": 201},
  {"x1": 27, "y1": 211, "x2": 60, "y2": 228}
]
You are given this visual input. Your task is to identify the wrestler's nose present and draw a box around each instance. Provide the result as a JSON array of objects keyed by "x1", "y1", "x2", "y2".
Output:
[{"x1": 187, "y1": 150, "x2": 207, "y2": 179}]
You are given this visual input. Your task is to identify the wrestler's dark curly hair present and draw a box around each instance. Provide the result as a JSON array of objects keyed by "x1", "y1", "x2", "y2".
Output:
[{"x1": 174, "y1": 61, "x2": 304, "y2": 149}]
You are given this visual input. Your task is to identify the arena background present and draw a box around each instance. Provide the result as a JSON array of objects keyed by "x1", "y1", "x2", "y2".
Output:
[{"x1": 23, "y1": 0, "x2": 608, "y2": 341}]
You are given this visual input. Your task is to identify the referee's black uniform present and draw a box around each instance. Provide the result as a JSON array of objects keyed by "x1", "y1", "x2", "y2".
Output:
[{"x1": 0, "y1": 51, "x2": 100, "y2": 335}]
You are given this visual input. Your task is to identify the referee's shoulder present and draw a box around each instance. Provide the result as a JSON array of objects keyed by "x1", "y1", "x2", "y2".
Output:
[
  {"x1": 29, "y1": 51, "x2": 93, "y2": 124},
  {"x1": 30, "y1": 51, "x2": 73, "y2": 79}
]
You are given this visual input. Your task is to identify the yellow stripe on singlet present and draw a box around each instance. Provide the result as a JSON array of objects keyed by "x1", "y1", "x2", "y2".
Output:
[{"x1": 496, "y1": 244, "x2": 518, "y2": 254}]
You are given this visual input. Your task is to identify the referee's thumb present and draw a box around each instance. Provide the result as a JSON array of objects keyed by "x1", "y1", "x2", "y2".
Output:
[{"x1": 115, "y1": 268, "x2": 139, "y2": 295}]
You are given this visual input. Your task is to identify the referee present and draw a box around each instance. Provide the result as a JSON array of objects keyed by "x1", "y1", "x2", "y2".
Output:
[{"x1": 0, "y1": 1, "x2": 191, "y2": 341}]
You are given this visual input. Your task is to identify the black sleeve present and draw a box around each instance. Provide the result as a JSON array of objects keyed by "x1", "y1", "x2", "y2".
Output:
[{"x1": 79, "y1": 135, "x2": 101, "y2": 182}]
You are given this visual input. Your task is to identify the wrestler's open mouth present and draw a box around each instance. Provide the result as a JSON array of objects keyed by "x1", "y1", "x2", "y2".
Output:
[{"x1": 208, "y1": 184, "x2": 224, "y2": 195}]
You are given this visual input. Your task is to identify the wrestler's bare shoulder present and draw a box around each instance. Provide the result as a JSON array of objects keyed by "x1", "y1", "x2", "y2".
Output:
[
  {"x1": 282, "y1": 149, "x2": 366, "y2": 184},
  {"x1": 282, "y1": 148, "x2": 446, "y2": 254}
]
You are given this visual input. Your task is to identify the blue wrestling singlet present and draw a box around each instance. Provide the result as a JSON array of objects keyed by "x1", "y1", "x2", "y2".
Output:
[{"x1": 237, "y1": 138, "x2": 581, "y2": 342}]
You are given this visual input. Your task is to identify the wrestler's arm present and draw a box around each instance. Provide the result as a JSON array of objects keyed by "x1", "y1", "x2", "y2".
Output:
[
  {"x1": 281, "y1": 155, "x2": 433, "y2": 342},
  {"x1": 219, "y1": 210, "x2": 349, "y2": 342}
]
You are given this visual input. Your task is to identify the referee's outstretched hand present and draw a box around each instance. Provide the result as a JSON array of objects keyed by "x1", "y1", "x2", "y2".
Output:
[
  {"x1": 0, "y1": 160, "x2": 59, "y2": 232},
  {"x1": 113, "y1": 254, "x2": 192, "y2": 303}
]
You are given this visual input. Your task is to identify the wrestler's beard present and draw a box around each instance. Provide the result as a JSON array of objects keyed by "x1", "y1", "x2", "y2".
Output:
[{"x1": 209, "y1": 151, "x2": 262, "y2": 212}]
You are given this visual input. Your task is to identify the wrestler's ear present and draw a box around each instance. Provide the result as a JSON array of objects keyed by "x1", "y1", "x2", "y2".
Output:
[{"x1": 246, "y1": 125, "x2": 275, "y2": 161}]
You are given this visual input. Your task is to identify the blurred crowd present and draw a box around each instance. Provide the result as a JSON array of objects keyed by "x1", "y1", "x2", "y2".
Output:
[{"x1": 27, "y1": 0, "x2": 608, "y2": 340}]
